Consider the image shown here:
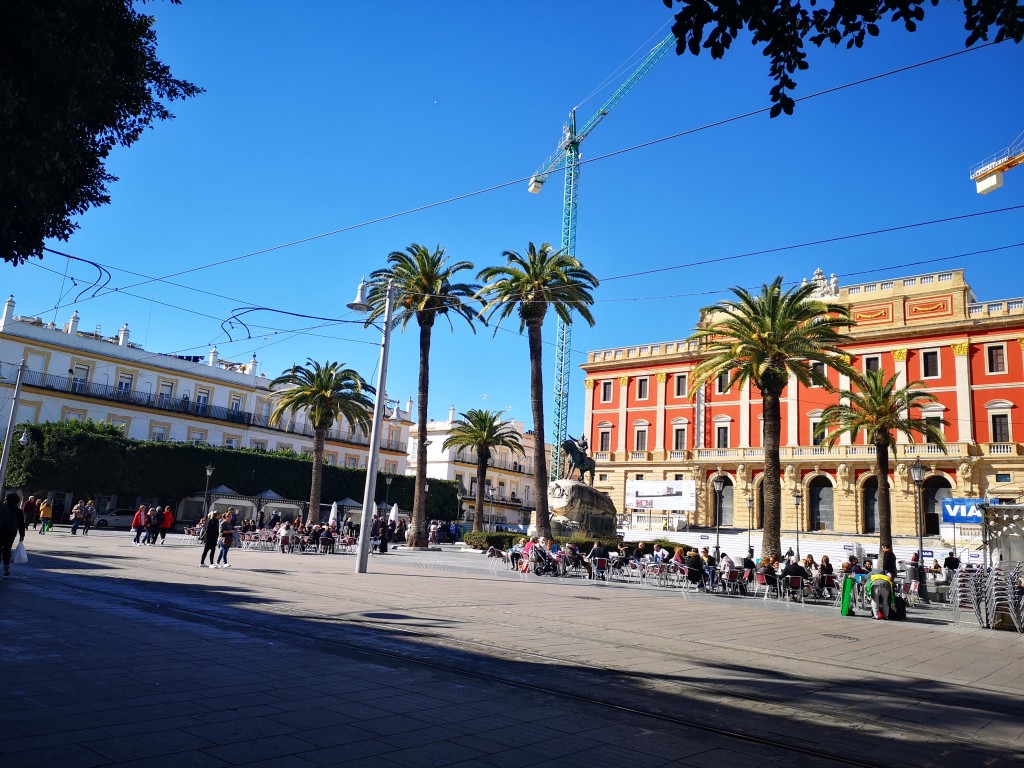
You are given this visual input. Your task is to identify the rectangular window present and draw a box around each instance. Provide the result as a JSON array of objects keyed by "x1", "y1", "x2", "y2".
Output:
[
  {"x1": 150, "y1": 425, "x2": 167, "y2": 441},
  {"x1": 158, "y1": 381, "x2": 174, "y2": 406},
  {"x1": 673, "y1": 427, "x2": 686, "y2": 450},
  {"x1": 599, "y1": 430, "x2": 611, "y2": 452},
  {"x1": 636, "y1": 377, "x2": 649, "y2": 400},
  {"x1": 864, "y1": 356, "x2": 880, "y2": 374},
  {"x1": 925, "y1": 416, "x2": 943, "y2": 444},
  {"x1": 995, "y1": 472, "x2": 1011, "y2": 483},
  {"x1": 810, "y1": 362, "x2": 825, "y2": 386},
  {"x1": 810, "y1": 420, "x2": 824, "y2": 446},
  {"x1": 187, "y1": 428, "x2": 207, "y2": 444},
  {"x1": 674, "y1": 374, "x2": 687, "y2": 398},
  {"x1": 71, "y1": 364, "x2": 90, "y2": 393},
  {"x1": 634, "y1": 429, "x2": 647, "y2": 451},
  {"x1": 600, "y1": 381, "x2": 613, "y2": 402},
  {"x1": 992, "y1": 414, "x2": 1010, "y2": 443},
  {"x1": 345, "y1": 456, "x2": 358, "y2": 468},
  {"x1": 716, "y1": 425, "x2": 729, "y2": 448},
  {"x1": 251, "y1": 439, "x2": 267, "y2": 450},
  {"x1": 598, "y1": 473, "x2": 608, "y2": 482},
  {"x1": 117, "y1": 373, "x2": 133, "y2": 393},
  {"x1": 109, "y1": 417, "x2": 128, "y2": 432},
  {"x1": 987, "y1": 345, "x2": 1006, "y2": 374},
  {"x1": 229, "y1": 394, "x2": 243, "y2": 411},
  {"x1": 195, "y1": 388, "x2": 210, "y2": 416},
  {"x1": 634, "y1": 474, "x2": 644, "y2": 481},
  {"x1": 716, "y1": 371, "x2": 730, "y2": 394},
  {"x1": 674, "y1": 474, "x2": 684, "y2": 481},
  {"x1": 224, "y1": 437, "x2": 240, "y2": 449},
  {"x1": 922, "y1": 350, "x2": 939, "y2": 378}
]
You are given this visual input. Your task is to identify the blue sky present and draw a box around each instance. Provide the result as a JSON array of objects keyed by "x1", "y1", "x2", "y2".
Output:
[{"x1": 11, "y1": 1, "x2": 1024, "y2": 433}]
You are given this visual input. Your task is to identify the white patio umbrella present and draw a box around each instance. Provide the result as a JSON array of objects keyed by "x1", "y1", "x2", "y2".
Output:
[
  {"x1": 389, "y1": 503, "x2": 400, "y2": 523},
  {"x1": 328, "y1": 501, "x2": 338, "y2": 529}
]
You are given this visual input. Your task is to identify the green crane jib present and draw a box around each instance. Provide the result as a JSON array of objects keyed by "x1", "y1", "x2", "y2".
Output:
[{"x1": 528, "y1": 32, "x2": 674, "y2": 481}]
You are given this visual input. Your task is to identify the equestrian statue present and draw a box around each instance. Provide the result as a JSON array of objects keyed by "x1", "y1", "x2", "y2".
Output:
[{"x1": 562, "y1": 436, "x2": 596, "y2": 486}]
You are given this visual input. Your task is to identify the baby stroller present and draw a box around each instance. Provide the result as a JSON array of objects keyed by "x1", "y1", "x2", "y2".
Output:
[{"x1": 531, "y1": 547, "x2": 561, "y2": 576}]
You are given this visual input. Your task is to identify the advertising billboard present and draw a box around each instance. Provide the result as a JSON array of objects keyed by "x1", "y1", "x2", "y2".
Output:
[
  {"x1": 940, "y1": 498, "x2": 985, "y2": 524},
  {"x1": 624, "y1": 479, "x2": 696, "y2": 511}
]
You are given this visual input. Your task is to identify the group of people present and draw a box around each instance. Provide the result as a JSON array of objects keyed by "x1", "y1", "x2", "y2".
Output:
[
  {"x1": 199, "y1": 507, "x2": 236, "y2": 567},
  {"x1": 130, "y1": 504, "x2": 175, "y2": 545},
  {"x1": 68, "y1": 499, "x2": 97, "y2": 535},
  {"x1": 21, "y1": 496, "x2": 54, "y2": 533}
]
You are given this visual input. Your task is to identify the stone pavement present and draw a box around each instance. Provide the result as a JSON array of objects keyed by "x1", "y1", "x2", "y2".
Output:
[{"x1": 1, "y1": 528, "x2": 1022, "y2": 767}]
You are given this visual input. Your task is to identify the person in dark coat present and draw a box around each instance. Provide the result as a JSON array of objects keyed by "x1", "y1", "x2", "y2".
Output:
[
  {"x1": 200, "y1": 511, "x2": 219, "y2": 566},
  {"x1": 881, "y1": 544, "x2": 898, "y2": 580},
  {"x1": 1, "y1": 493, "x2": 27, "y2": 577}
]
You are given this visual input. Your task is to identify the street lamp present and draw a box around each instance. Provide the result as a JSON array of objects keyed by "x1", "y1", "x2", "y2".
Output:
[
  {"x1": 348, "y1": 277, "x2": 396, "y2": 574},
  {"x1": 203, "y1": 464, "x2": 214, "y2": 518},
  {"x1": 0, "y1": 359, "x2": 27, "y2": 493},
  {"x1": 384, "y1": 475, "x2": 393, "y2": 509},
  {"x1": 746, "y1": 495, "x2": 754, "y2": 555},
  {"x1": 792, "y1": 488, "x2": 803, "y2": 560},
  {"x1": 712, "y1": 476, "x2": 725, "y2": 562},
  {"x1": 909, "y1": 457, "x2": 929, "y2": 602}
]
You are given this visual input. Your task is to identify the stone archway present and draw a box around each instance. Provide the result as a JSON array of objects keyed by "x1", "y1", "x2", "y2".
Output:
[
  {"x1": 809, "y1": 475, "x2": 834, "y2": 531},
  {"x1": 862, "y1": 476, "x2": 879, "y2": 534},
  {"x1": 923, "y1": 476, "x2": 952, "y2": 536}
]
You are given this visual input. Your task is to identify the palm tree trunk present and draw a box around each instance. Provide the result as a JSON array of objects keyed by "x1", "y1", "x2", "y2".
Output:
[
  {"x1": 474, "y1": 450, "x2": 487, "y2": 533},
  {"x1": 527, "y1": 320, "x2": 552, "y2": 540},
  {"x1": 761, "y1": 391, "x2": 782, "y2": 557},
  {"x1": 875, "y1": 437, "x2": 893, "y2": 551},
  {"x1": 308, "y1": 427, "x2": 325, "y2": 525},
  {"x1": 408, "y1": 320, "x2": 433, "y2": 548}
]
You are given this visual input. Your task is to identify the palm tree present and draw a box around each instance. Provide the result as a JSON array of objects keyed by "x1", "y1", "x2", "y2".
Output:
[
  {"x1": 688, "y1": 277, "x2": 853, "y2": 558},
  {"x1": 477, "y1": 242, "x2": 599, "y2": 540},
  {"x1": 442, "y1": 409, "x2": 525, "y2": 532},
  {"x1": 366, "y1": 244, "x2": 479, "y2": 548},
  {"x1": 816, "y1": 369, "x2": 947, "y2": 550},
  {"x1": 269, "y1": 359, "x2": 374, "y2": 526}
]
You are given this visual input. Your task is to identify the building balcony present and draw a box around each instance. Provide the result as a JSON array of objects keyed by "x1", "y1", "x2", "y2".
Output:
[
  {"x1": 22, "y1": 369, "x2": 406, "y2": 452},
  {"x1": 981, "y1": 442, "x2": 1023, "y2": 456},
  {"x1": 458, "y1": 490, "x2": 525, "y2": 507},
  {"x1": 629, "y1": 450, "x2": 650, "y2": 461},
  {"x1": 594, "y1": 441, "x2": 985, "y2": 465},
  {"x1": 453, "y1": 452, "x2": 533, "y2": 474}
]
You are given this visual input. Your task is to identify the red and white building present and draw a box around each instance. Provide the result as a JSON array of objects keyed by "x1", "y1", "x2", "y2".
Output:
[{"x1": 580, "y1": 268, "x2": 1024, "y2": 545}]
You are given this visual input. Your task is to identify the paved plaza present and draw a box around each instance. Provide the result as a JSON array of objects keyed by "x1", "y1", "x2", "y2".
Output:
[{"x1": 2, "y1": 528, "x2": 1023, "y2": 767}]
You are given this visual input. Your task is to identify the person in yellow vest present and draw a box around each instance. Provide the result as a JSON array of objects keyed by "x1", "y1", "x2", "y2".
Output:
[
  {"x1": 867, "y1": 569, "x2": 895, "y2": 620},
  {"x1": 38, "y1": 498, "x2": 53, "y2": 534}
]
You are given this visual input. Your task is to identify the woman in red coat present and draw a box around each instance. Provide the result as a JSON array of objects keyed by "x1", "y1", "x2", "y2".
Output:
[
  {"x1": 159, "y1": 506, "x2": 175, "y2": 544},
  {"x1": 130, "y1": 504, "x2": 147, "y2": 545}
]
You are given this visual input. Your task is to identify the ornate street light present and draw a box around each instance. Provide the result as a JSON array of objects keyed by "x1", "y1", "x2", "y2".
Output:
[
  {"x1": 909, "y1": 457, "x2": 930, "y2": 602},
  {"x1": 203, "y1": 464, "x2": 214, "y2": 517},
  {"x1": 746, "y1": 495, "x2": 754, "y2": 556},
  {"x1": 712, "y1": 475, "x2": 725, "y2": 562},
  {"x1": 792, "y1": 488, "x2": 803, "y2": 561}
]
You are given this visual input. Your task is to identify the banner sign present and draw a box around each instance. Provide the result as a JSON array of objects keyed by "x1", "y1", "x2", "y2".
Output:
[
  {"x1": 625, "y1": 479, "x2": 696, "y2": 511},
  {"x1": 941, "y1": 498, "x2": 985, "y2": 523}
]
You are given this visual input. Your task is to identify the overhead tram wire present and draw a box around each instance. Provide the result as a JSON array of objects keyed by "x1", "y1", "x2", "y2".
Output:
[{"x1": 31, "y1": 40, "x2": 1006, "y2": 317}]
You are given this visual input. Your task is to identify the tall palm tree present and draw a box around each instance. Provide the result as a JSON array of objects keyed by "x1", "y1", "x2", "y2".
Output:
[
  {"x1": 477, "y1": 242, "x2": 599, "y2": 540},
  {"x1": 442, "y1": 409, "x2": 525, "y2": 532},
  {"x1": 688, "y1": 277, "x2": 853, "y2": 558},
  {"x1": 817, "y1": 369, "x2": 947, "y2": 550},
  {"x1": 366, "y1": 244, "x2": 479, "y2": 548},
  {"x1": 269, "y1": 359, "x2": 374, "y2": 525}
]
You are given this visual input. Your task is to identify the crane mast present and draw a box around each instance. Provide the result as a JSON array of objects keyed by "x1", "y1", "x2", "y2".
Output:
[{"x1": 529, "y1": 32, "x2": 674, "y2": 481}]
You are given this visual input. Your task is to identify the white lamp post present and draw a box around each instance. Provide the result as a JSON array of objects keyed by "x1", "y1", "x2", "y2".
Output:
[
  {"x1": 349, "y1": 278, "x2": 396, "y2": 574},
  {"x1": 203, "y1": 464, "x2": 214, "y2": 516},
  {"x1": 0, "y1": 359, "x2": 28, "y2": 493},
  {"x1": 746, "y1": 495, "x2": 754, "y2": 556}
]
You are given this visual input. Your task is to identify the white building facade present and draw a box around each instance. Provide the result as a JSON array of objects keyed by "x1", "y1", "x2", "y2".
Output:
[
  {"x1": 407, "y1": 406, "x2": 546, "y2": 530},
  {"x1": 0, "y1": 297, "x2": 410, "y2": 474}
]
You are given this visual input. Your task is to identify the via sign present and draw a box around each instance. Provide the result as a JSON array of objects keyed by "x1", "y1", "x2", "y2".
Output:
[{"x1": 941, "y1": 498, "x2": 985, "y2": 524}]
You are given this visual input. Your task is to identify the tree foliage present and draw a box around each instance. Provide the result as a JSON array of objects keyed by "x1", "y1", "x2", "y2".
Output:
[
  {"x1": 663, "y1": 1, "x2": 1024, "y2": 116},
  {"x1": 0, "y1": 0, "x2": 202, "y2": 265}
]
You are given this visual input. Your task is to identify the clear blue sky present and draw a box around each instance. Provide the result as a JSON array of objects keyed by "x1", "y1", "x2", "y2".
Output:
[{"x1": 10, "y1": 1, "x2": 1024, "y2": 433}]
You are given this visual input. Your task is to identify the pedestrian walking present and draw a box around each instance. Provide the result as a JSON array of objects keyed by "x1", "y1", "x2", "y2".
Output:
[
  {"x1": 23, "y1": 496, "x2": 38, "y2": 530},
  {"x1": 130, "y1": 504, "x2": 147, "y2": 544},
  {"x1": 214, "y1": 510, "x2": 234, "y2": 568},
  {"x1": 69, "y1": 500, "x2": 84, "y2": 535},
  {"x1": 1, "y1": 492, "x2": 26, "y2": 577},
  {"x1": 159, "y1": 506, "x2": 175, "y2": 543},
  {"x1": 38, "y1": 498, "x2": 53, "y2": 534},
  {"x1": 81, "y1": 500, "x2": 96, "y2": 535},
  {"x1": 200, "y1": 511, "x2": 219, "y2": 566},
  {"x1": 143, "y1": 507, "x2": 161, "y2": 545}
]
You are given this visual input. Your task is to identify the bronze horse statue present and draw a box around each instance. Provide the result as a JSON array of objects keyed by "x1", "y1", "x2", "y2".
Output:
[{"x1": 561, "y1": 439, "x2": 596, "y2": 486}]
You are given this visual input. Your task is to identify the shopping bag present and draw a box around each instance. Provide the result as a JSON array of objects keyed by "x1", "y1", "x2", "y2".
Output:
[{"x1": 13, "y1": 541, "x2": 28, "y2": 564}]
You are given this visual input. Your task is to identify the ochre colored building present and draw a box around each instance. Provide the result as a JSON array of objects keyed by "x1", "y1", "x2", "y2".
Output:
[{"x1": 580, "y1": 269, "x2": 1023, "y2": 545}]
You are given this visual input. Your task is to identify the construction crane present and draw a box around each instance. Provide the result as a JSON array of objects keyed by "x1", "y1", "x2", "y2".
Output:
[
  {"x1": 529, "y1": 32, "x2": 674, "y2": 481},
  {"x1": 970, "y1": 130, "x2": 1024, "y2": 194}
]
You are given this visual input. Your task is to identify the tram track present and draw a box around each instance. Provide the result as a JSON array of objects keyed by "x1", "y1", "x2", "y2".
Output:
[{"x1": 23, "y1": 554, "x2": 1024, "y2": 767}]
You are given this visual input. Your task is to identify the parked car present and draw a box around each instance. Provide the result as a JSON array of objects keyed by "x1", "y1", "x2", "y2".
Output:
[{"x1": 93, "y1": 508, "x2": 136, "y2": 529}]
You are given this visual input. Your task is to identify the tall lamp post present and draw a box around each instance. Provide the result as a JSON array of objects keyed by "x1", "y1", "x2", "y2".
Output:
[
  {"x1": 909, "y1": 457, "x2": 930, "y2": 603},
  {"x1": 348, "y1": 277, "x2": 396, "y2": 574},
  {"x1": 203, "y1": 464, "x2": 214, "y2": 517},
  {"x1": 712, "y1": 476, "x2": 725, "y2": 562},
  {"x1": 792, "y1": 488, "x2": 803, "y2": 561},
  {"x1": 0, "y1": 359, "x2": 28, "y2": 492},
  {"x1": 746, "y1": 496, "x2": 754, "y2": 556}
]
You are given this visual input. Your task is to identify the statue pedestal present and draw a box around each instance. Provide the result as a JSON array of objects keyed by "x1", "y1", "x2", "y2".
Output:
[{"x1": 547, "y1": 479, "x2": 617, "y2": 537}]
